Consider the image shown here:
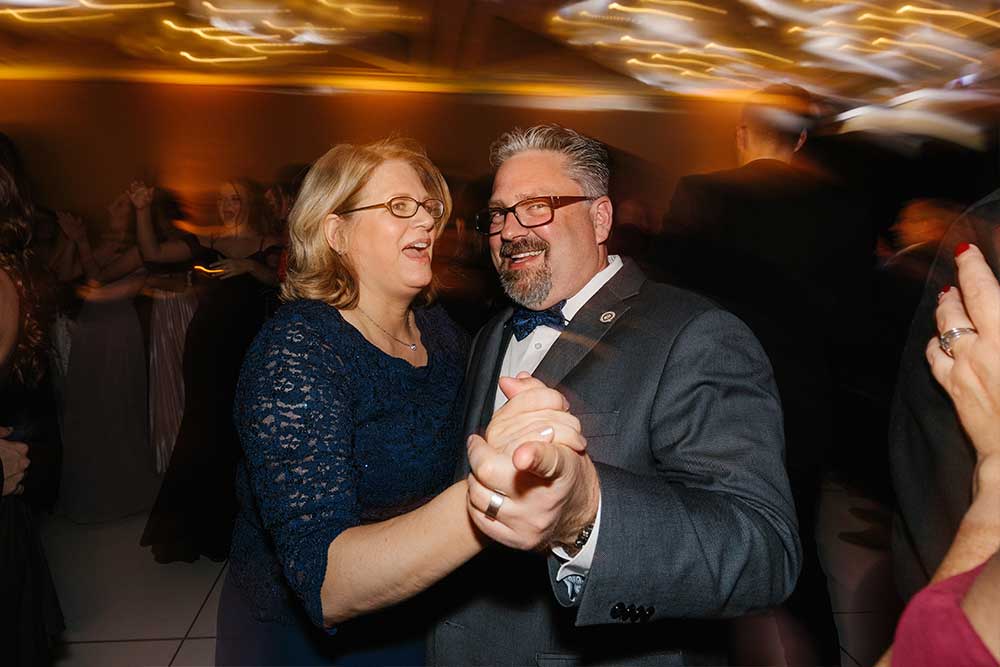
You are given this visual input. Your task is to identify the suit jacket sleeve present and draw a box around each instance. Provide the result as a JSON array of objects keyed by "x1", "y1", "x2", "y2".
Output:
[{"x1": 569, "y1": 308, "x2": 801, "y2": 625}]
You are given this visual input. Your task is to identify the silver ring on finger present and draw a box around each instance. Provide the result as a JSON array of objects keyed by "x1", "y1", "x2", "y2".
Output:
[
  {"x1": 485, "y1": 491, "x2": 506, "y2": 520},
  {"x1": 939, "y1": 327, "x2": 978, "y2": 358}
]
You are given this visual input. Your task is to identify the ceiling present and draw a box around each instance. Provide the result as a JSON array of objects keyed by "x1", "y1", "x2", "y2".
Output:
[{"x1": 2, "y1": 0, "x2": 1000, "y2": 118}]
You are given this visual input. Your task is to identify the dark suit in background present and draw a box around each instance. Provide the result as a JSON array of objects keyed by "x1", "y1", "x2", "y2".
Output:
[
  {"x1": 430, "y1": 259, "x2": 800, "y2": 666},
  {"x1": 659, "y1": 158, "x2": 873, "y2": 663}
]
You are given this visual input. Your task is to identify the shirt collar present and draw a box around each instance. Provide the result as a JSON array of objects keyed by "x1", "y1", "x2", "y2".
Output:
[{"x1": 561, "y1": 255, "x2": 623, "y2": 322}]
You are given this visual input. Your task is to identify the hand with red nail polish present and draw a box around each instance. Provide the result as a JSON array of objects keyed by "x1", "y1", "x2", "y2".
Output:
[{"x1": 927, "y1": 243, "x2": 1000, "y2": 464}]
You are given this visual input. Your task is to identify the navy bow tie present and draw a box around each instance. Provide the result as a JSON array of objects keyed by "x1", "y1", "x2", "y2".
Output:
[{"x1": 510, "y1": 301, "x2": 567, "y2": 341}]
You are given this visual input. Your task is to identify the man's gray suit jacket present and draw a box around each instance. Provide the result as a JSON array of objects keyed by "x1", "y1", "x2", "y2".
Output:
[{"x1": 428, "y1": 259, "x2": 801, "y2": 667}]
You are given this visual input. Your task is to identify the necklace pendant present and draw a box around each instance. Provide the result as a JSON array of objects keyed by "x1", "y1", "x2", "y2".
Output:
[{"x1": 408, "y1": 343, "x2": 417, "y2": 351}]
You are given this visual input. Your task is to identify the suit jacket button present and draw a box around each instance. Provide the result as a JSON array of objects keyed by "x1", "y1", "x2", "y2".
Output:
[
  {"x1": 625, "y1": 604, "x2": 636, "y2": 622},
  {"x1": 610, "y1": 603, "x2": 625, "y2": 619}
]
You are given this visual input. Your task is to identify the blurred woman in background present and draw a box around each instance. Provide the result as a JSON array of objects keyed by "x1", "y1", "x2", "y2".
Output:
[
  {"x1": 140, "y1": 179, "x2": 283, "y2": 563},
  {"x1": 56, "y1": 186, "x2": 157, "y2": 524}
]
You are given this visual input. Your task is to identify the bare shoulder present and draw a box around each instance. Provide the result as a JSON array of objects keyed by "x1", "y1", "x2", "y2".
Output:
[{"x1": 0, "y1": 267, "x2": 20, "y2": 365}]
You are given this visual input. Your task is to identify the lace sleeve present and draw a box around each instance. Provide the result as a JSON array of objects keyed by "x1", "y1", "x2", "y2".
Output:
[{"x1": 235, "y1": 313, "x2": 359, "y2": 631}]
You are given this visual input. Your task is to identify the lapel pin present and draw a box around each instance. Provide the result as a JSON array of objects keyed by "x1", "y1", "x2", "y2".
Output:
[{"x1": 600, "y1": 311, "x2": 616, "y2": 323}]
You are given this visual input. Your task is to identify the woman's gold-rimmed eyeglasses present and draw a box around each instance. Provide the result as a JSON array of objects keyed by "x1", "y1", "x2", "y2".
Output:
[{"x1": 338, "y1": 196, "x2": 446, "y2": 220}]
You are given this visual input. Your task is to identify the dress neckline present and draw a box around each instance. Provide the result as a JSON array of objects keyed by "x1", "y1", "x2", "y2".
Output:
[{"x1": 328, "y1": 304, "x2": 432, "y2": 371}]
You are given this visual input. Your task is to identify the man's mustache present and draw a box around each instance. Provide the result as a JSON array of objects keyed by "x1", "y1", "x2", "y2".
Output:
[{"x1": 499, "y1": 238, "x2": 549, "y2": 259}]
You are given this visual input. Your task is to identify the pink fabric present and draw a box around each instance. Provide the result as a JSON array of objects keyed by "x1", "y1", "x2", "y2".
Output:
[{"x1": 892, "y1": 562, "x2": 998, "y2": 667}]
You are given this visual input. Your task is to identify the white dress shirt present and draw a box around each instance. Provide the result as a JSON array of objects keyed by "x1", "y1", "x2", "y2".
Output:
[{"x1": 493, "y1": 254, "x2": 623, "y2": 590}]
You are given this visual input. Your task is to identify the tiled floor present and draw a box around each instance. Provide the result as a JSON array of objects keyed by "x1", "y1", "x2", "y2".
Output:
[
  {"x1": 40, "y1": 512, "x2": 224, "y2": 667},
  {"x1": 37, "y1": 480, "x2": 899, "y2": 667}
]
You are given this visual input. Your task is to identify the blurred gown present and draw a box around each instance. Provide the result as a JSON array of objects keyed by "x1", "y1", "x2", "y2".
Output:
[
  {"x1": 146, "y1": 281, "x2": 198, "y2": 474},
  {"x1": 141, "y1": 237, "x2": 281, "y2": 562},
  {"x1": 59, "y1": 269, "x2": 160, "y2": 523}
]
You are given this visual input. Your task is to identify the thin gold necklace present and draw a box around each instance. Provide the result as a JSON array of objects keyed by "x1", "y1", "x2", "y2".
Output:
[{"x1": 356, "y1": 306, "x2": 417, "y2": 352}]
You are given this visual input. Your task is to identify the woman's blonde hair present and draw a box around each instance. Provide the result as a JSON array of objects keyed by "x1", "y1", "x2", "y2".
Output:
[{"x1": 281, "y1": 138, "x2": 452, "y2": 308}]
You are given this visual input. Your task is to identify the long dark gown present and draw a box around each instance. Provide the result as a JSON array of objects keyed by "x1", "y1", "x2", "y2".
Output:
[
  {"x1": 0, "y1": 380, "x2": 65, "y2": 666},
  {"x1": 141, "y1": 237, "x2": 282, "y2": 562}
]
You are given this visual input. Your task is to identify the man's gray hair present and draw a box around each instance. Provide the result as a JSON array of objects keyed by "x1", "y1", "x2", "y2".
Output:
[{"x1": 489, "y1": 124, "x2": 610, "y2": 198}]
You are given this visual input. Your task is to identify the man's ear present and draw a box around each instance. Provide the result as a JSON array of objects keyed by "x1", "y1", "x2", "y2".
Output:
[
  {"x1": 736, "y1": 125, "x2": 748, "y2": 154},
  {"x1": 324, "y1": 213, "x2": 348, "y2": 254},
  {"x1": 794, "y1": 129, "x2": 807, "y2": 153},
  {"x1": 591, "y1": 196, "x2": 613, "y2": 245}
]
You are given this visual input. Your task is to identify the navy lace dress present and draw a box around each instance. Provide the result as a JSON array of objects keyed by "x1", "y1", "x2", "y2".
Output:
[{"x1": 218, "y1": 299, "x2": 467, "y2": 666}]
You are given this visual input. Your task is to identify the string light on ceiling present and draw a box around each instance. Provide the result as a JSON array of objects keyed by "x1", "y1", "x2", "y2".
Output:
[{"x1": 546, "y1": 0, "x2": 1000, "y2": 103}]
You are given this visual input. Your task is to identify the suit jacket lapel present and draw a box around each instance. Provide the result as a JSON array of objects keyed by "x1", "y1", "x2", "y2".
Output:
[
  {"x1": 533, "y1": 259, "x2": 646, "y2": 389},
  {"x1": 462, "y1": 306, "x2": 514, "y2": 437}
]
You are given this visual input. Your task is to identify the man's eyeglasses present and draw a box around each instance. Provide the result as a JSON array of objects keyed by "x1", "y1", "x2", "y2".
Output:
[
  {"x1": 337, "y1": 196, "x2": 446, "y2": 220},
  {"x1": 474, "y1": 195, "x2": 593, "y2": 236}
]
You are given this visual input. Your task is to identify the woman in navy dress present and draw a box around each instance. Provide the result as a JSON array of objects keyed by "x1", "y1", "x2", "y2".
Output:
[{"x1": 219, "y1": 139, "x2": 582, "y2": 666}]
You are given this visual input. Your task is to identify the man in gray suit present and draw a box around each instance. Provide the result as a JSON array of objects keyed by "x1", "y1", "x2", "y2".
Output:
[{"x1": 429, "y1": 124, "x2": 802, "y2": 666}]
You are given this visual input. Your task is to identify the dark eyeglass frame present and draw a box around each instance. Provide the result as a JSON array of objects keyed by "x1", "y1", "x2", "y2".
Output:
[
  {"x1": 474, "y1": 195, "x2": 594, "y2": 236},
  {"x1": 336, "y1": 196, "x2": 446, "y2": 220}
]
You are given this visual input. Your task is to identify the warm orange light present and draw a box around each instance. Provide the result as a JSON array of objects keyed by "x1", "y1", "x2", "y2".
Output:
[
  {"x1": 260, "y1": 19, "x2": 345, "y2": 32},
  {"x1": 679, "y1": 69, "x2": 752, "y2": 85},
  {"x1": 823, "y1": 19, "x2": 899, "y2": 35},
  {"x1": 1, "y1": 8, "x2": 112, "y2": 22},
  {"x1": 179, "y1": 50, "x2": 268, "y2": 63},
  {"x1": 201, "y1": 1, "x2": 289, "y2": 14},
  {"x1": 164, "y1": 20, "x2": 303, "y2": 53},
  {"x1": 858, "y1": 12, "x2": 965, "y2": 37},
  {"x1": 897, "y1": 4, "x2": 1000, "y2": 29},
  {"x1": 802, "y1": 0, "x2": 884, "y2": 11},
  {"x1": 651, "y1": 52, "x2": 715, "y2": 67},
  {"x1": 550, "y1": 14, "x2": 621, "y2": 29},
  {"x1": 78, "y1": 0, "x2": 174, "y2": 8},
  {"x1": 676, "y1": 48, "x2": 755, "y2": 65},
  {"x1": 872, "y1": 36, "x2": 981, "y2": 62},
  {"x1": 627, "y1": 57, "x2": 686, "y2": 72},
  {"x1": 641, "y1": 0, "x2": 727, "y2": 14},
  {"x1": 788, "y1": 26, "x2": 870, "y2": 42},
  {"x1": 193, "y1": 265, "x2": 226, "y2": 274},
  {"x1": 245, "y1": 44, "x2": 327, "y2": 54},
  {"x1": 317, "y1": 0, "x2": 421, "y2": 20},
  {"x1": 620, "y1": 35, "x2": 685, "y2": 49},
  {"x1": 579, "y1": 10, "x2": 632, "y2": 24},
  {"x1": 704, "y1": 42, "x2": 795, "y2": 64},
  {"x1": 838, "y1": 42, "x2": 943, "y2": 68},
  {"x1": 838, "y1": 43, "x2": 883, "y2": 53},
  {"x1": 609, "y1": 2, "x2": 693, "y2": 21}
]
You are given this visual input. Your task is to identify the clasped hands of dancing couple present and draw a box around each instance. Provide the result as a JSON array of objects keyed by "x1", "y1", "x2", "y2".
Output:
[{"x1": 466, "y1": 372, "x2": 598, "y2": 552}]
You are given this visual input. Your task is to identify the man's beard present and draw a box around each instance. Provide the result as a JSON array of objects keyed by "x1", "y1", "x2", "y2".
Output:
[{"x1": 498, "y1": 238, "x2": 552, "y2": 308}]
